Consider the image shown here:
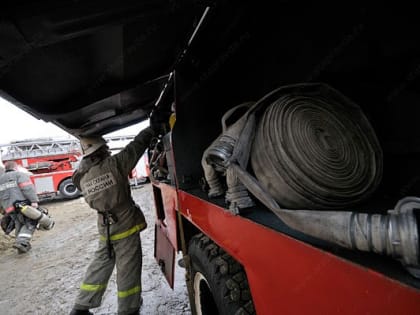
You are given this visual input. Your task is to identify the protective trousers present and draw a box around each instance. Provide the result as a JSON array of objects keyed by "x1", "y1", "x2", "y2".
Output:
[
  {"x1": 13, "y1": 213, "x2": 36, "y2": 253},
  {"x1": 74, "y1": 232, "x2": 142, "y2": 315}
]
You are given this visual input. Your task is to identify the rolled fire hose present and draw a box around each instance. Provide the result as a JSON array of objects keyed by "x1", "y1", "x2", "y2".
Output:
[
  {"x1": 202, "y1": 83, "x2": 420, "y2": 277},
  {"x1": 251, "y1": 85, "x2": 383, "y2": 209}
]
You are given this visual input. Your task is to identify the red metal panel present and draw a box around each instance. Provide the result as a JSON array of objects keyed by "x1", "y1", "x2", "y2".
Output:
[
  {"x1": 6, "y1": 154, "x2": 79, "y2": 169},
  {"x1": 178, "y1": 190, "x2": 420, "y2": 315},
  {"x1": 156, "y1": 183, "x2": 179, "y2": 252},
  {"x1": 155, "y1": 223, "x2": 175, "y2": 288},
  {"x1": 51, "y1": 171, "x2": 73, "y2": 191}
]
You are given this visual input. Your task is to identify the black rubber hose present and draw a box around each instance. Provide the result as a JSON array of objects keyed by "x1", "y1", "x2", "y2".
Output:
[{"x1": 250, "y1": 89, "x2": 383, "y2": 209}]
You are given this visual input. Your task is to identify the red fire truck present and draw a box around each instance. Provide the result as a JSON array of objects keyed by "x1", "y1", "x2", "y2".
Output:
[
  {"x1": 0, "y1": 138, "x2": 82, "y2": 199},
  {"x1": 147, "y1": 6, "x2": 420, "y2": 315},
  {"x1": 0, "y1": 136, "x2": 149, "y2": 199}
]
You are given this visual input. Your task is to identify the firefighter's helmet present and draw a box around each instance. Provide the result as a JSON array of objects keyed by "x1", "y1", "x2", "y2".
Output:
[
  {"x1": 4, "y1": 161, "x2": 18, "y2": 171},
  {"x1": 80, "y1": 136, "x2": 107, "y2": 157}
]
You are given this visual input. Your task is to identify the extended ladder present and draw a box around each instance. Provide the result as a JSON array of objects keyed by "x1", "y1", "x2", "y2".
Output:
[
  {"x1": 0, "y1": 135, "x2": 136, "y2": 160},
  {"x1": 0, "y1": 138, "x2": 81, "y2": 160}
]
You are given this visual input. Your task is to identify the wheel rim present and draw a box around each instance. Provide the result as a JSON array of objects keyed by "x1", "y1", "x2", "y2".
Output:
[
  {"x1": 193, "y1": 272, "x2": 218, "y2": 315},
  {"x1": 64, "y1": 183, "x2": 77, "y2": 196}
]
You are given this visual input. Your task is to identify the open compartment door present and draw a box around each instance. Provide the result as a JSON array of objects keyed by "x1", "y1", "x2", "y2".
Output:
[{"x1": 154, "y1": 223, "x2": 175, "y2": 288}]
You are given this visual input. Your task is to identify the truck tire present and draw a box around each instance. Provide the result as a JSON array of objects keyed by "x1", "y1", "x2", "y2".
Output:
[
  {"x1": 59, "y1": 178, "x2": 80, "y2": 199},
  {"x1": 188, "y1": 234, "x2": 255, "y2": 315}
]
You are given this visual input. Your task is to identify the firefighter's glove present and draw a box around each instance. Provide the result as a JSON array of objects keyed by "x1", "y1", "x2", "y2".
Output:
[
  {"x1": 149, "y1": 108, "x2": 171, "y2": 136},
  {"x1": 1, "y1": 214, "x2": 15, "y2": 235}
]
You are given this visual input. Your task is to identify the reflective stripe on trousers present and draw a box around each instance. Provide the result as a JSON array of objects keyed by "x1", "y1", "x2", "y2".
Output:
[
  {"x1": 17, "y1": 232, "x2": 33, "y2": 239},
  {"x1": 75, "y1": 231, "x2": 143, "y2": 314},
  {"x1": 118, "y1": 285, "x2": 141, "y2": 298},
  {"x1": 80, "y1": 283, "x2": 107, "y2": 292}
]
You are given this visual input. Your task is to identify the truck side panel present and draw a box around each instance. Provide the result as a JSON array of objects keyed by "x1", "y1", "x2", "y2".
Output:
[
  {"x1": 31, "y1": 171, "x2": 74, "y2": 196},
  {"x1": 153, "y1": 183, "x2": 179, "y2": 252},
  {"x1": 177, "y1": 190, "x2": 420, "y2": 315}
]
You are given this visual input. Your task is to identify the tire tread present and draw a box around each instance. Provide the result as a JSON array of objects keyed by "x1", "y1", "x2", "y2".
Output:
[{"x1": 189, "y1": 233, "x2": 256, "y2": 315}]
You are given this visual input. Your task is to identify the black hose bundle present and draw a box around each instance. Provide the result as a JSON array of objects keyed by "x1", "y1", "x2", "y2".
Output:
[
  {"x1": 250, "y1": 84, "x2": 383, "y2": 209},
  {"x1": 203, "y1": 84, "x2": 419, "y2": 276}
]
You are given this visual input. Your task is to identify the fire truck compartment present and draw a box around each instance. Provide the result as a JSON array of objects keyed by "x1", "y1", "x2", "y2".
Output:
[
  {"x1": 169, "y1": 4, "x2": 420, "y2": 289},
  {"x1": 1, "y1": 1, "x2": 420, "y2": 291}
]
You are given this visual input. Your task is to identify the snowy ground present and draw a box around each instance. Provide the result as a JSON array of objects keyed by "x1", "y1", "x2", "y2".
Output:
[{"x1": 0, "y1": 184, "x2": 191, "y2": 315}]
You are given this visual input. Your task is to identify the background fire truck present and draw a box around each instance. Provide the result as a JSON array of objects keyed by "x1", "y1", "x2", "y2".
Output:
[
  {"x1": 0, "y1": 138, "x2": 82, "y2": 200},
  {"x1": 0, "y1": 136, "x2": 149, "y2": 200}
]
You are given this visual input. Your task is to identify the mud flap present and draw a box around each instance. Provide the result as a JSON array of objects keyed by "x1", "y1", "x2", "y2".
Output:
[{"x1": 154, "y1": 223, "x2": 175, "y2": 288}]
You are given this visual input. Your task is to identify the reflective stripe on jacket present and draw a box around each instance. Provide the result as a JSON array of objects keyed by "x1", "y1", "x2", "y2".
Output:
[{"x1": 0, "y1": 170, "x2": 38, "y2": 212}]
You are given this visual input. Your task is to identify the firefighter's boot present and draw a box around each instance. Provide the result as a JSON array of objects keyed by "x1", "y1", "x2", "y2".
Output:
[
  {"x1": 69, "y1": 308, "x2": 93, "y2": 315},
  {"x1": 13, "y1": 222, "x2": 35, "y2": 253},
  {"x1": 122, "y1": 296, "x2": 143, "y2": 315},
  {"x1": 13, "y1": 241, "x2": 31, "y2": 254}
]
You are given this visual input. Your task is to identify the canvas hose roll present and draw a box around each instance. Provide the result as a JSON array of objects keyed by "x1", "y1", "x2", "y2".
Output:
[
  {"x1": 202, "y1": 83, "x2": 420, "y2": 278},
  {"x1": 203, "y1": 83, "x2": 383, "y2": 209},
  {"x1": 250, "y1": 85, "x2": 383, "y2": 209}
]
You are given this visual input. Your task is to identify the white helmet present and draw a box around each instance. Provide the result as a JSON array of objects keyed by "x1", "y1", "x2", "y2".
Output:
[{"x1": 80, "y1": 136, "x2": 107, "y2": 157}]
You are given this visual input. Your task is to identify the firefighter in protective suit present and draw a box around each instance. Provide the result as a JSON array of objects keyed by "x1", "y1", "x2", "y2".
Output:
[
  {"x1": 0, "y1": 161, "x2": 54, "y2": 253},
  {"x1": 70, "y1": 114, "x2": 168, "y2": 315}
]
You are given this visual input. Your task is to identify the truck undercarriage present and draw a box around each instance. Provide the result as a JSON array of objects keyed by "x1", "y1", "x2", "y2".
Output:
[{"x1": 1, "y1": 1, "x2": 420, "y2": 314}]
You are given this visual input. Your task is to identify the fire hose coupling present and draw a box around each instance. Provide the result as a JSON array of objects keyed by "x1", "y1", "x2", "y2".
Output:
[
  {"x1": 385, "y1": 197, "x2": 420, "y2": 278},
  {"x1": 205, "y1": 134, "x2": 236, "y2": 170},
  {"x1": 343, "y1": 197, "x2": 419, "y2": 278},
  {"x1": 201, "y1": 103, "x2": 255, "y2": 207},
  {"x1": 347, "y1": 197, "x2": 419, "y2": 278}
]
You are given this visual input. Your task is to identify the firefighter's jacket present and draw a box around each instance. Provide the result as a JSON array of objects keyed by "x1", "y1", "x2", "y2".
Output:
[
  {"x1": 73, "y1": 127, "x2": 155, "y2": 238},
  {"x1": 0, "y1": 170, "x2": 38, "y2": 214}
]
